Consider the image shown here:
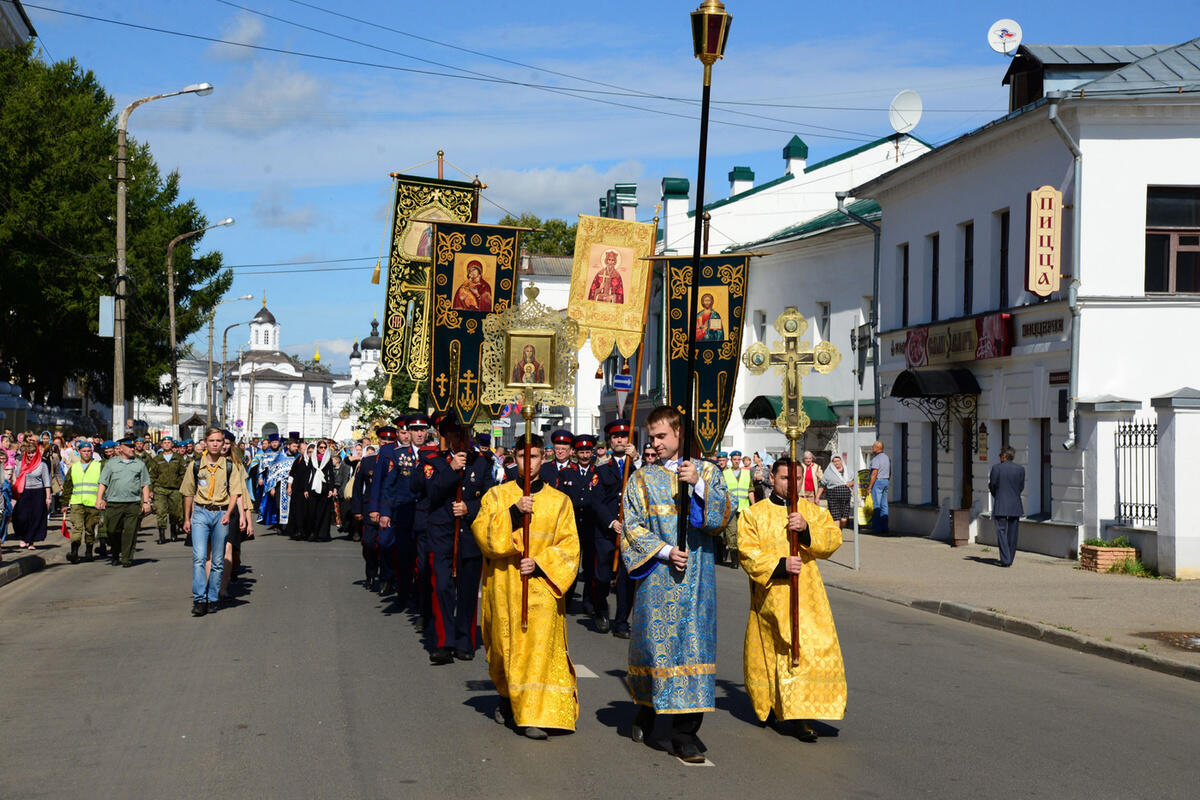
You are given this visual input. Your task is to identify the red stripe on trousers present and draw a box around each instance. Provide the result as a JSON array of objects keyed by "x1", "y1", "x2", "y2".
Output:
[{"x1": 428, "y1": 551, "x2": 447, "y2": 648}]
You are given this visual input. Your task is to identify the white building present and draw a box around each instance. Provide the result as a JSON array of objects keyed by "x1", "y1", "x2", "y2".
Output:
[
  {"x1": 848, "y1": 38, "x2": 1200, "y2": 577},
  {"x1": 136, "y1": 304, "x2": 380, "y2": 441},
  {"x1": 728, "y1": 202, "x2": 880, "y2": 468},
  {"x1": 659, "y1": 132, "x2": 929, "y2": 257}
]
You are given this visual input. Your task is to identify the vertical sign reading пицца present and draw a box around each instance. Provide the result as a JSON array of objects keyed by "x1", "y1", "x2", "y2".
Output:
[{"x1": 1026, "y1": 185, "x2": 1062, "y2": 297}]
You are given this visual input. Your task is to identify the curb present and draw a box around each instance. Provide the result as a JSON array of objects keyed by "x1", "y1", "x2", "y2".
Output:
[
  {"x1": 825, "y1": 581, "x2": 1200, "y2": 683},
  {"x1": 0, "y1": 551, "x2": 50, "y2": 589}
]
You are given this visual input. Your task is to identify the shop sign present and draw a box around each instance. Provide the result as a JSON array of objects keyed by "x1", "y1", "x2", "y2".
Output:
[
  {"x1": 903, "y1": 312, "x2": 1012, "y2": 368},
  {"x1": 1021, "y1": 318, "x2": 1065, "y2": 339},
  {"x1": 1026, "y1": 185, "x2": 1063, "y2": 297},
  {"x1": 1049, "y1": 371, "x2": 1070, "y2": 386}
]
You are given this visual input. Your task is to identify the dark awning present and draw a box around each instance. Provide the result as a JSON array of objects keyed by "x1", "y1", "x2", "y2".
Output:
[
  {"x1": 743, "y1": 394, "x2": 838, "y2": 423},
  {"x1": 180, "y1": 414, "x2": 208, "y2": 428},
  {"x1": 891, "y1": 368, "x2": 980, "y2": 398}
]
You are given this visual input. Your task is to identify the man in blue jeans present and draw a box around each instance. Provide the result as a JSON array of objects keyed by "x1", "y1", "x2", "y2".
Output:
[
  {"x1": 868, "y1": 440, "x2": 890, "y2": 534},
  {"x1": 180, "y1": 428, "x2": 249, "y2": 617}
]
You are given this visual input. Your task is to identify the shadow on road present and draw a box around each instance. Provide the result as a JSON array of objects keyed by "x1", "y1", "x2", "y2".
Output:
[{"x1": 964, "y1": 555, "x2": 1005, "y2": 568}]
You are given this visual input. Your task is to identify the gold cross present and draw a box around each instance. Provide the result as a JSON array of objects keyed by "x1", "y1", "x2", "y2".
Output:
[
  {"x1": 697, "y1": 398, "x2": 718, "y2": 442},
  {"x1": 742, "y1": 307, "x2": 842, "y2": 440},
  {"x1": 435, "y1": 372, "x2": 449, "y2": 396},
  {"x1": 458, "y1": 369, "x2": 477, "y2": 408}
]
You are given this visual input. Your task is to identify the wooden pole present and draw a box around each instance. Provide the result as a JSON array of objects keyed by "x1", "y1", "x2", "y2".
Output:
[
  {"x1": 613, "y1": 211, "x2": 660, "y2": 573},
  {"x1": 520, "y1": 389, "x2": 534, "y2": 632},
  {"x1": 787, "y1": 438, "x2": 801, "y2": 667}
]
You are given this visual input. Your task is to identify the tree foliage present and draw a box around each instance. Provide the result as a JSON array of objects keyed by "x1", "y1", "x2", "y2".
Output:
[
  {"x1": 498, "y1": 213, "x2": 577, "y2": 256},
  {"x1": 346, "y1": 367, "x2": 430, "y2": 430},
  {"x1": 0, "y1": 44, "x2": 230, "y2": 405}
]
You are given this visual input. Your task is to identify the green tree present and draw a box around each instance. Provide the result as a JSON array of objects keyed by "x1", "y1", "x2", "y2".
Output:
[
  {"x1": 498, "y1": 213, "x2": 577, "y2": 256},
  {"x1": 346, "y1": 368, "x2": 430, "y2": 428},
  {"x1": 0, "y1": 43, "x2": 229, "y2": 405}
]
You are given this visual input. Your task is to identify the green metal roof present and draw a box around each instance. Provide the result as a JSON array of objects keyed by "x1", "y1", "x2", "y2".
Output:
[
  {"x1": 744, "y1": 394, "x2": 838, "y2": 424},
  {"x1": 662, "y1": 176, "x2": 690, "y2": 199},
  {"x1": 728, "y1": 166, "x2": 755, "y2": 182},
  {"x1": 728, "y1": 198, "x2": 880, "y2": 251},
  {"x1": 687, "y1": 172, "x2": 794, "y2": 218}
]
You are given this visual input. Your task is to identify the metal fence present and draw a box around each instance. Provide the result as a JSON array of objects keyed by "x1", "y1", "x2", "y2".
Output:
[{"x1": 1115, "y1": 419, "x2": 1157, "y2": 527}]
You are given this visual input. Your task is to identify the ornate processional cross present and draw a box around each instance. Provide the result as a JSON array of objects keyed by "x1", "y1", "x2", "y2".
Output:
[{"x1": 742, "y1": 307, "x2": 842, "y2": 441}]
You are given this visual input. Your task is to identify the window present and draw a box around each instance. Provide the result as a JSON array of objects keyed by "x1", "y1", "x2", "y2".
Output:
[
  {"x1": 1146, "y1": 187, "x2": 1200, "y2": 293},
  {"x1": 753, "y1": 309, "x2": 767, "y2": 343},
  {"x1": 1039, "y1": 418, "x2": 1052, "y2": 516},
  {"x1": 998, "y1": 210, "x2": 1011, "y2": 308},
  {"x1": 898, "y1": 422, "x2": 909, "y2": 504},
  {"x1": 962, "y1": 222, "x2": 974, "y2": 316},
  {"x1": 929, "y1": 233, "x2": 940, "y2": 321},
  {"x1": 899, "y1": 243, "x2": 910, "y2": 326},
  {"x1": 267, "y1": 396, "x2": 273, "y2": 412},
  {"x1": 817, "y1": 302, "x2": 831, "y2": 340},
  {"x1": 1000, "y1": 418, "x2": 1010, "y2": 449}
]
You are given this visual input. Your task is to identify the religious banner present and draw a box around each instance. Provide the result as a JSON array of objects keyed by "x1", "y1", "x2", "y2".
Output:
[
  {"x1": 567, "y1": 214, "x2": 658, "y2": 360},
  {"x1": 661, "y1": 254, "x2": 751, "y2": 455},
  {"x1": 429, "y1": 220, "x2": 522, "y2": 425},
  {"x1": 380, "y1": 174, "x2": 479, "y2": 403}
]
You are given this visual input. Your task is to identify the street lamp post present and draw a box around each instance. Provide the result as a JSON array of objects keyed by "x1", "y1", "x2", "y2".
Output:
[
  {"x1": 207, "y1": 295, "x2": 253, "y2": 426},
  {"x1": 112, "y1": 82, "x2": 214, "y2": 439},
  {"x1": 678, "y1": 0, "x2": 732, "y2": 545},
  {"x1": 221, "y1": 321, "x2": 249, "y2": 427},
  {"x1": 167, "y1": 217, "x2": 234, "y2": 433}
]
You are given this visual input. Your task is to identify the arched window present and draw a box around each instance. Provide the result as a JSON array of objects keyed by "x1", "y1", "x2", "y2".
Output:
[{"x1": 267, "y1": 396, "x2": 273, "y2": 412}]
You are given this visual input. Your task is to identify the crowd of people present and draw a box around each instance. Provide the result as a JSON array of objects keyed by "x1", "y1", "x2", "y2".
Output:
[
  {"x1": 3, "y1": 412, "x2": 853, "y2": 763},
  {"x1": 338, "y1": 406, "x2": 849, "y2": 758}
]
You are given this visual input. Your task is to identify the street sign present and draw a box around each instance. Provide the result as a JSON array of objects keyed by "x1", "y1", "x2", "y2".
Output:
[
  {"x1": 235, "y1": 419, "x2": 244, "y2": 428},
  {"x1": 613, "y1": 374, "x2": 633, "y2": 392},
  {"x1": 496, "y1": 417, "x2": 512, "y2": 428}
]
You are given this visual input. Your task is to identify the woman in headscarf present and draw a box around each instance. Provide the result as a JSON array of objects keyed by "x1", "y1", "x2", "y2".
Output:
[
  {"x1": 12, "y1": 435, "x2": 52, "y2": 550},
  {"x1": 285, "y1": 443, "x2": 313, "y2": 541},
  {"x1": 821, "y1": 454, "x2": 855, "y2": 529},
  {"x1": 305, "y1": 439, "x2": 337, "y2": 542}
]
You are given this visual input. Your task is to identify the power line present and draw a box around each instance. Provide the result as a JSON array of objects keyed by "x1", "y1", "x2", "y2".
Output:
[
  {"x1": 224, "y1": 255, "x2": 376, "y2": 269},
  {"x1": 21, "y1": 4, "x2": 871, "y2": 142}
]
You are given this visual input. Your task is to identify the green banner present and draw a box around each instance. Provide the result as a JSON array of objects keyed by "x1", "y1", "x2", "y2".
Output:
[{"x1": 663, "y1": 254, "x2": 751, "y2": 455}]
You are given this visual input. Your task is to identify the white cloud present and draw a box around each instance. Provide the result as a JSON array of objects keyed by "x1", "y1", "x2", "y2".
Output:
[
  {"x1": 280, "y1": 338, "x2": 356, "y2": 369},
  {"x1": 479, "y1": 161, "x2": 649, "y2": 221},
  {"x1": 208, "y1": 12, "x2": 266, "y2": 61},
  {"x1": 251, "y1": 185, "x2": 319, "y2": 230}
]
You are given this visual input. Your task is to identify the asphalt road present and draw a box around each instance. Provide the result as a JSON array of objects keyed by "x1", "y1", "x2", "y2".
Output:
[{"x1": 1, "y1": 523, "x2": 1195, "y2": 800}]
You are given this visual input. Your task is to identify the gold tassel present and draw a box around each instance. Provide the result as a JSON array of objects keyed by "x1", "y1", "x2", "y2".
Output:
[
  {"x1": 383, "y1": 375, "x2": 393, "y2": 401},
  {"x1": 370, "y1": 259, "x2": 381, "y2": 285},
  {"x1": 409, "y1": 389, "x2": 420, "y2": 410}
]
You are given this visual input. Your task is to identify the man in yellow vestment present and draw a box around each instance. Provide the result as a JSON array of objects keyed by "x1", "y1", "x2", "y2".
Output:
[
  {"x1": 473, "y1": 433, "x2": 580, "y2": 740},
  {"x1": 738, "y1": 456, "x2": 847, "y2": 741}
]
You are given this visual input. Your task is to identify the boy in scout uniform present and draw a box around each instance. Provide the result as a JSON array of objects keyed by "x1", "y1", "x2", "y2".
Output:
[{"x1": 180, "y1": 428, "x2": 249, "y2": 617}]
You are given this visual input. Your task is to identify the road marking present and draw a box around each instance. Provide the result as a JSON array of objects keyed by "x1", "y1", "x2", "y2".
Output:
[
  {"x1": 677, "y1": 757, "x2": 715, "y2": 767},
  {"x1": 575, "y1": 664, "x2": 598, "y2": 678}
]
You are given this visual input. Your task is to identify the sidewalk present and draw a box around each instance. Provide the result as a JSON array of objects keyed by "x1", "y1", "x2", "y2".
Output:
[
  {"x1": 0, "y1": 512, "x2": 80, "y2": 589},
  {"x1": 820, "y1": 530, "x2": 1200, "y2": 680}
]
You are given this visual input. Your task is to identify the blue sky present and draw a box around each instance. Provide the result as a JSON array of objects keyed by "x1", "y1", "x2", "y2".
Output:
[{"x1": 22, "y1": 0, "x2": 1199, "y2": 370}]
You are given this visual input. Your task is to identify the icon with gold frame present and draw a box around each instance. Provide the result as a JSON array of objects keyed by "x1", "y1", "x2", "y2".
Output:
[{"x1": 482, "y1": 286, "x2": 578, "y2": 410}]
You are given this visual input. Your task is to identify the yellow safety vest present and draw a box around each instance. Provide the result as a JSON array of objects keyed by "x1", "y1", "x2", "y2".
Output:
[
  {"x1": 723, "y1": 467, "x2": 752, "y2": 511},
  {"x1": 70, "y1": 460, "x2": 102, "y2": 507}
]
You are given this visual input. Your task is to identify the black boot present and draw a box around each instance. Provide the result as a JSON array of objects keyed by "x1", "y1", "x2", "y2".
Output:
[
  {"x1": 84, "y1": 543, "x2": 94, "y2": 562},
  {"x1": 68, "y1": 541, "x2": 80, "y2": 564},
  {"x1": 157, "y1": 529, "x2": 167, "y2": 545}
]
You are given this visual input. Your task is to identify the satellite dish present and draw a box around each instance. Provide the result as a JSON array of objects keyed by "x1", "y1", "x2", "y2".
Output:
[
  {"x1": 988, "y1": 19, "x2": 1022, "y2": 55},
  {"x1": 888, "y1": 90, "x2": 923, "y2": 135}
]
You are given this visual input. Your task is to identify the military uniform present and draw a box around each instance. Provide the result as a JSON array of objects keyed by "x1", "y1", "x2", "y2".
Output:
[
  {"x1": 593, "y1": 419, "x2": 637, "y2": 637},
  {"x1": 353, "y1": 447, "x2": 382, "y2": 591},
  {"x1": 379, "y1": 426, "x2": 422, "y2": 607},
  {"x1": 572, "y1": 434, "x2": 603, "y2": 625},
  {"x1": 540, "y1": 430, "x2": 581, "y2": 610},
  {"x1": 424, "y1": 427, "x2": 494, "y2": 663},
  {"x1": 150, "y1": 446, "x2": 187, "y2": 544}
]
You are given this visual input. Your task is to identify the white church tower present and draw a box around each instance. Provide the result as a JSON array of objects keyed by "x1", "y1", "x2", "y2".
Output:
[{"x1": 249, "y1": 300, "x2": 280, "y2": 352}]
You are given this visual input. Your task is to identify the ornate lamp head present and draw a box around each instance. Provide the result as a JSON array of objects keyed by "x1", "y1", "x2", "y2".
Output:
[{"x1": 691, "y1": 0, "x2": 733, "y2": 76}]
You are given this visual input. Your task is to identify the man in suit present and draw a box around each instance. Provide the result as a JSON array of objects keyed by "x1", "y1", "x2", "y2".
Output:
[
  {"x1": 988, "y1": 445, "x2": 1025, "y2": 567},
  {"x1": 592, "y1": 418, "x2": 637, "y2": 638}
]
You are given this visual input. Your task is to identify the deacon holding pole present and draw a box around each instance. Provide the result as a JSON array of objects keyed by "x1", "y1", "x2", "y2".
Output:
[
  {"x1": 739, "y1": 308, "x2": 847, "y2": 741},
  {"x1": 678, "y1": 0, "x2": 733, "y2": 549},
  {"x1": 473, "y1": 430, "x2": 579, "y2": 740}
]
